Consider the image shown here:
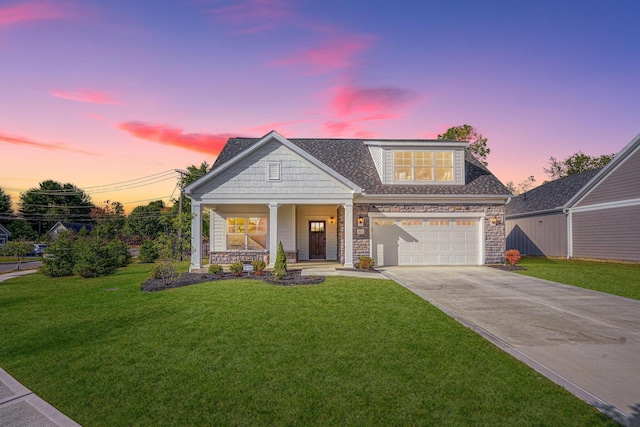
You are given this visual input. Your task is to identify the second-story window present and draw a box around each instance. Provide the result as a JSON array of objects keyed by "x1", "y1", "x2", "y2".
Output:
[{"x1": 393, "y1": 151, "x2": 453, "y2": 182}]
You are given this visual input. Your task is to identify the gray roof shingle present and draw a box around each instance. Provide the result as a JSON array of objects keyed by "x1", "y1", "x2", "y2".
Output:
[
  {"x1": 213, "y1": 137, "x2": 510, "y2": 196},
  {"x1": 505, "y1": 169, "x2": 601, "y2": 217}
]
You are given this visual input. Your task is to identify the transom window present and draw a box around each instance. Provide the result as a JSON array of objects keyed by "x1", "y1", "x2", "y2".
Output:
[
  {"x1": 393, "y1": 151, "x2": 453, "y2": 182},
  {"x1": 226, "y1": 217, "x2": 267, "y2": 250}
]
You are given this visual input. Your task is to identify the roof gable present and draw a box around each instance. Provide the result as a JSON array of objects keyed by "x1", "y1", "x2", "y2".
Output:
[
  {"x1": 0, "y1": 224, "x2": 10, "y2": 236},
  {"x1": 209, "y1": 134, "x2": 510, "y2": 197}
]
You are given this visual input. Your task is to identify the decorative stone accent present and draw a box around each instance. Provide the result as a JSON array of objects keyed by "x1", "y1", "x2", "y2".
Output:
[{"x1": 209, "y1": 250, "x2": 298, "y2": 265}]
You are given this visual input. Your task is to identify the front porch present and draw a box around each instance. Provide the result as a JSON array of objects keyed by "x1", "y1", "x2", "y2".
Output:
[{"x1": 190, "y1": 202, "x2": 355, "y2": 271}]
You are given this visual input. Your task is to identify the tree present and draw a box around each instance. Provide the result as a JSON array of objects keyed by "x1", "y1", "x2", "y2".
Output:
[
  {"x1": 19, "y1": 180, "x2": 94, "y2": 234},
  {"x1": 544, "y1": 152, "x2": 615, "y2": 180},
  {"x1": 40, "y1": 230, "x2": 76, "y2": 277},
  {"x1": 0, "y1": 240, "x2": 34, "y2": 270},
  {"x1": 90, "y1": 200, "x2": 126, "y2": 238},
  {"x1": 0, "y1": 188, "x2": 13, "y2": 226},
  {"x1": 438, "y1": 124, "x2": 491, "y2": 166},
  {"x1": 505, "y1": 175, "x2": 536, "y2": 195},
  {"x1": 6, "y1": 219, "x2": 38, "y2": 241},
  {"x1": 123, "y1": 200, "x2": 171, "y2": 243}
]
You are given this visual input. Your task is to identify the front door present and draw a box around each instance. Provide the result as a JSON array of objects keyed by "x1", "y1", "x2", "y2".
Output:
[{"x1": 309, "y1": 221, "x2": 326, "y2": 259}]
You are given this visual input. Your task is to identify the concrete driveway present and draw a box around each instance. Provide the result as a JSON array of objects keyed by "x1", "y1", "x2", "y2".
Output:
[{"x1": 379, "y1": 266, "x2": 640, "y2": 426}]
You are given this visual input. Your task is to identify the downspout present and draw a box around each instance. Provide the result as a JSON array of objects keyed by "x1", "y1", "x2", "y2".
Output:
[{"x1": 563, "y1": 207, "x2": 572, "y2": 259}]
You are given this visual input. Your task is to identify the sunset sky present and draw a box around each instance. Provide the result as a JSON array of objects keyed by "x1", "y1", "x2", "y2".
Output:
[{"x1": 1, "y1": 0, "x2": 639, "y2": 211}]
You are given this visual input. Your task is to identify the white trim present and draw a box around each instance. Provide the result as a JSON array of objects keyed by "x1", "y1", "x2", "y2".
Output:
[
  {"x1": 567, "y1": 209, "x2": 573, "y2": 259},
  {"x1": 199, "y1": 195, "x2": 355, "y2": 204},
  {"x1": 268, "y1": 203, "x2": 279, "y2": 268},
  {"x1": 364, "y1": 140, "x2": 468, "y2": 149},
  {"x1": 569, "y1": 197, "x2": 640, "y2": 213},
  {"x1": 357, "y1": 194, "x2": 510, "y2": 204},
  {"x1": 190, "y1": 201, "x2": 203, "y2": 270},
  {"x1": 344, "y1": 202, "x2": 354, "y2": 268},
  {"x1": 266, "y1": 161, "x2": 281, "y2": 181}
]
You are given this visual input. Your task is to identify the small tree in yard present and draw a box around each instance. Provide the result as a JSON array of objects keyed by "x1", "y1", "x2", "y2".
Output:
[
  {"x1": 41, "y1": 231, "x2": 76, "y2": 277},
  {"x1": 0, "y1": 240, "x2": 33, "y2": 270},
  {"x1": 150, "y1": 234, "x2": 180, "y2": 285},
  {"x1": 138, "y1": 239, "x2": 159, "y2": 263},
  {"x1": 73, "y1": 235, "x2": 119, "y2": 278},
  {"x1": 271, "y1": 241, "x2": 287, "y2": 280},
  {"x1": 505, "y1": 249, "x2": 521, "y2": 267}
]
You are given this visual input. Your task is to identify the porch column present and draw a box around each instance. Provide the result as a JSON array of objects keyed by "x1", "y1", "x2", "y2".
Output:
[
  {"x1": 344, "y1": 202, "x2": 354, "y2": 268},
  {"x1": 190, "y1": 201, "x2": 203, "y2": 271},
  {"x1": 269, "y1": 203, "x2": 279, "y2": 267},
  {"x1": 209, "y1": 207, "x2": 216, "y2": 252}
]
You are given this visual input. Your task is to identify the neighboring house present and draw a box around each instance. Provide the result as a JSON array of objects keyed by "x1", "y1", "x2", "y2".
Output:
[
  {"x1": 506, "y1": 132, "x2": 640, "y2": 261},
  {"x1": 185, "y1": 131, "x2": 511, "y2": 269},
  {"x1": 48, "y1": 222, "x2": 93, "y2": 241},
  {"x1": 0, "y1": 224, "x2": 10, "y2": 247}
]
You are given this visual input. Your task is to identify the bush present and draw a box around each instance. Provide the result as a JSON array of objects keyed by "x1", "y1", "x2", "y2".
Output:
[
  {"x1": 151, "y1": 259, "x2": 180, "y2": 284},
  {"x1": 138, "y1": 240, "x2": 159, "y2": 263},
  {"x1": 40, "y1": 231, "x2": 75, "y2": 277},
  {"x1": 358, "y1": 256, "x2": 374, "y2": 270},
  {"x1": 505, "y1": 249, "x2": 521, "y2": 266},
  {"x1": 107, "y1": 239, "x2": 132, "y2": 268},
  {"x1": 271, "y1": 241, "x2": 287, "y2": 280},
  {"x1": 208, "y1": 264, "x2": 223, "y2": 274},
  {"x1": 252, "y1": 259, "x2": 266, "y2": 275},
  {"x1": 229, "y1": 262, "x2": 244, "y2": 276},
  {"x1": 73, "y1": 235, "x2": 119, "y2": 278}
]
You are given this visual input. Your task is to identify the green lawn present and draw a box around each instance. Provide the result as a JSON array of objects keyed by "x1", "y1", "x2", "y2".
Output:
[
  {"x1": 0, "y1": 265, "x2": 614, "y2": 426},
  {"x1": 517, "y1": 257, "x2": 640, "y2": 300}
]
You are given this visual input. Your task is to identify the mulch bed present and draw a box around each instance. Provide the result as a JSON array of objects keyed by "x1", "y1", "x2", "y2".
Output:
[{"x1": 141, "y1": 270, "x2": 325, "y2": 292}]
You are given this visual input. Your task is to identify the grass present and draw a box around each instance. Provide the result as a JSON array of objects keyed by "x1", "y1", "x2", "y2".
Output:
[
  {"x1": 0, "y1": 265, "x2": 614, "y2": 426},
  {"x1": 517, "y1": 257, "x2": 640, "y2": 300}
]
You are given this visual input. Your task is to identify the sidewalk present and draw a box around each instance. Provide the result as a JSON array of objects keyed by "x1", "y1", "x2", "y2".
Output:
[{"x1": 0, "y1": 368, "x2": 81, "y2": 427}]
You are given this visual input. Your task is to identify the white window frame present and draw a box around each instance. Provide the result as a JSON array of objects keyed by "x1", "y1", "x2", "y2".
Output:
[{"x1": 392, "y1": 151, "x2": 454, "y2": 183}]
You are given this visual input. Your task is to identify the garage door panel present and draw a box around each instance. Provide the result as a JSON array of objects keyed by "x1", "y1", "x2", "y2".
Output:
[{"x1": 373, "y1": 217, "x2": 480, "y2": 266}]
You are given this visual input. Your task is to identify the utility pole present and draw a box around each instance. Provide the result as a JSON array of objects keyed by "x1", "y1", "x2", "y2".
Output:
[{"x1": 175, "y1": 169, "x2": 188, "y2": 261}]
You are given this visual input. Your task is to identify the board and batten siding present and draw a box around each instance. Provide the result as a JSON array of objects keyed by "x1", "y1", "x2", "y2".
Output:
[
  {"x1": 572, "y1": 205, "x2": 640, "y2": 261},
  {"x1": 505, "y1": 213, "x2": 567, "y2": 257},
  {"x1": 191, "y1": 140, "x2": 352, "y2": 198},
  {"x1": 575, "y1": 145, "x2": 640, "y2": 207}
]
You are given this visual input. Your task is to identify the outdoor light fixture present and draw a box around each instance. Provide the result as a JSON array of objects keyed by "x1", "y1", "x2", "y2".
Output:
[
  {"x1": 358, "y1": 216, "x2": 365, "y2": 226},
  {"x1": 490, "y1": 216, "x2": 501, "y2": 226},
  {"x1": 329, "y1": 216, "x2": 335, "y2": 224}
]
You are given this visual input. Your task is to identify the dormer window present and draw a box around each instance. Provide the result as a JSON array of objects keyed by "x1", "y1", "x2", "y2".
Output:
[{"x1": 393, "y1": 151, "x2": 453, "y2": 182}]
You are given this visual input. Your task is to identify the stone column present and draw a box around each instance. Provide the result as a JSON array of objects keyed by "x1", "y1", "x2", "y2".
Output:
[
  {"x1": 269, "y1": 203, "x2": 279, "y2": 267},
  {"x1": 343, "y1": 202, "x2": 354, "y2": 268},
  {"x1": 190, "y1": 201, "x2": 202, "y2": 271}
]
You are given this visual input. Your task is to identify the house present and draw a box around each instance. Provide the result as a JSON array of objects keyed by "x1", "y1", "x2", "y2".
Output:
[
  {"x1": 506, "y1": 132, "x2": 640, "y2": 261},
  {"x1": 0, "y1": 224, "x2": 10, "y2": 247},
  {"x1": 47, "y1": 222, "x2": 93, "y2": 241},
  {"x1": 185, "y1": 131, "x2": 511, "y2": 270}
]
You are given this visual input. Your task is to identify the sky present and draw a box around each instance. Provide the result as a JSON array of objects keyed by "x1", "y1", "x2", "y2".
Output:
[{"x1": 1, "y1": 0, "x2": 639, "y2": 211}]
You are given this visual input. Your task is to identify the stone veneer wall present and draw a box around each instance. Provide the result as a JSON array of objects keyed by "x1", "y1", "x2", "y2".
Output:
[
  {"x1": 209, "y1": 251, "x2": 299, "y2": 265},
  {"x1": 352, "y1": 203, "x2": 506, "y2": 265}
]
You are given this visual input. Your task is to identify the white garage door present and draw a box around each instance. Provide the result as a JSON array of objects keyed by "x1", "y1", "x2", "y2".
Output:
[{"x1": 372, "y1": 218, "x2": 480, "y2": 266}]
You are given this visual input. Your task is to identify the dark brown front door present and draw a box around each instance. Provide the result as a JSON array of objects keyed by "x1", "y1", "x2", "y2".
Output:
[{"x1": 309, "y1": 221, "x2": 326, "y2": 259}]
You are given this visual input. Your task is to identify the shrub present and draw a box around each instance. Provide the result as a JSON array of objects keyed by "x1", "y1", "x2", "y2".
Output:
[
  {"x1": 229, "y1": 262, "x2": 244, "y2": 276},
  {"x1": 358, "y1": 256, "x2": 374, "y2": 270},
  {"x1": 73, "y1": 235, "x2": 119, "y2": 278},
  {"x1": 505, "y1": 249, "x2": 521, "y2": 266},
  {"x1": 138, "y1": 240, "x2": 159, "y2": 263},
  {"x1": 107, "y1": 239, "x2": 132, "y2": 268},
  {"x1": 208, "y1": 264, "x2": 223, "y2": 274},
  {"x1": 0, "y1": 239, "x2": 33, "y2": 270},
  {"x1": 252, "y1": 259, "x2": 266, "y2": 275},
  {"x1": 40, "y1": 231, "x2": 75, "y2": 277},
  {"x1": 151, "y1": 235, "x2": 180, "y2": 285},
  {"x1": 271, "y1": 241, "x2": 287, "y2": 280}
]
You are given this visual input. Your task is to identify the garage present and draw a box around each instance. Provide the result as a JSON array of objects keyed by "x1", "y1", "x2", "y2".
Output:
[{"x1": 371, "y1": 217, "x2": 481, "y2": 266}]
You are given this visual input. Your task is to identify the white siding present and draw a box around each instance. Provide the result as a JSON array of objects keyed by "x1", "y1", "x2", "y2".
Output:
[{"x1": 192, "y1": 140, "x2": 352, "y2": 198}]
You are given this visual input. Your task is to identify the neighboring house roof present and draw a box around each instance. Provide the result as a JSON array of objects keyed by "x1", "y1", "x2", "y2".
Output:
[
  {"x1": 49, "y1": 222, "x2": 93, "y2": 234},
  {"x1": 0, "y1": 224, "x2": 10, "y2": 236},
  {"x1": 210, "y1": 133, "x2": 510, "y2": 196},
  {"x1": 506, "y1": 169, "x2": 602, "y2": 217}
]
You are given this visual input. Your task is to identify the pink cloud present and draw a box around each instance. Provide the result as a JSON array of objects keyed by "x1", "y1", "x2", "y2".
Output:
[
  {"x1": 207, "y1": 0, "x2": 294, "y2": 34},
  {"x1": 273, "y1": 35, "x2": 374, "y2": 74},
  {"x1": 51, "y1": 89, "x2": 121, "y2": 105},
  {"x1": 0, "y1": 130, "x2": 94, "y2": 155},
  {"x1": 330, "y1": 85, "x2": 416, "y2": 117},
  {"x1": 0, "y1": 0, "x2": 75, "y2": 26},
  {"x1": 117, "y1": 121, "x2": 234, "y2": 155}
]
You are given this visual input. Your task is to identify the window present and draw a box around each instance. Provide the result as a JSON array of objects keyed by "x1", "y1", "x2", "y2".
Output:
[
  {"x1": 227, "y1": 217, "x2": 267, "y2": 250},
  {"x1": 393, "y1": 151, "x2": 453, "y2": 182}
]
